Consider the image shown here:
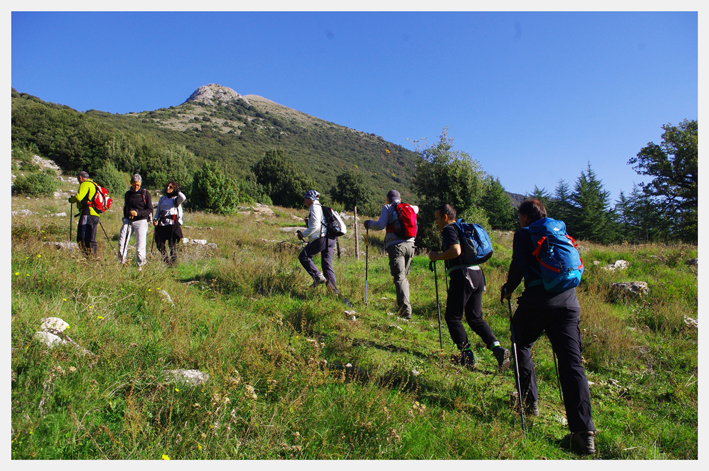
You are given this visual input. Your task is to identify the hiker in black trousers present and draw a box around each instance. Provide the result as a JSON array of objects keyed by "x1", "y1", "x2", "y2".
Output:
[
  {"x1": 153, "y1": 181, "x2": 186, "y2": 266},
  {"x1": 500, "y1": 198, "x2": 596, "y2": 455}
]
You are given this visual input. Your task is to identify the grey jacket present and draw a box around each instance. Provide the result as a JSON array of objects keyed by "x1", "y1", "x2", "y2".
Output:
[
  {"x1": 301, "y1": 200, "x2": 327, "y2": 243},
  {"x1": 367, "y1": 200, "x2": 416, "y2": 249}
]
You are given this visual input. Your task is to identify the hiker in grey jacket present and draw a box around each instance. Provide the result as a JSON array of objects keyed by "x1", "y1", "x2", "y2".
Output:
[
  {"x1": 364, "y1": 190, "x2": 418, "y2": 319},
  {"x1": 297, "y1": 190, "x2": 338, "y2": 294},
  {"x1": 153, "y1": 181, "x2": 186, "y2": 266}
]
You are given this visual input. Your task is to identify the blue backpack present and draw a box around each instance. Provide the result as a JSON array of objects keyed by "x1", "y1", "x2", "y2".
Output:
[
  {"x1": 523, "y1": 218, "x2": 584, "y2": 292},
  {"x1": 453, "y1": 219, "x2": 493, "y2": 265}
]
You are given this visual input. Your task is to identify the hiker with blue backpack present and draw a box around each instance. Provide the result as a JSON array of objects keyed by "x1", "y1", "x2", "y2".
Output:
[
  {"x1": 363, "y1": 190, "x2": 418, "y2": 319},
  {"x1": 428, "y1": 203, "x2": 511, "y2": 371},
  {"x1": 500, "y1": 198, "x2": 596, "y2": 455},
  {"x1": 297, "y1": 190, "x2": 339, "y2": 295}
]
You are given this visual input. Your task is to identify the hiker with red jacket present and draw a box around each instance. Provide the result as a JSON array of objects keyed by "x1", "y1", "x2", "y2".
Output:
[
  {"x1": 500, "y1": 198, "x2": 596, "y2": 455},
  {"x1": 363, "y1": 190, "x2": 418, "y2": 319},
  {"x1": 118, "y1": 174, "x2": 153, "y2": 270},
  {"x1": 67, "y1": 170, "x2": 100, "y2": 257}
]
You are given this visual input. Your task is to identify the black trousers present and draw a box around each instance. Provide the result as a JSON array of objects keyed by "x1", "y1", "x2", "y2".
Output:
[
  {"x1": 76, "y1": 215, "x2": 99, "y2": 256},
  {"x1": 445, "y1": 269, "x2": 498, "y2": 350},
  {"x1": 511, "y1": 294, "x2": 595, "y2": 432},
  {"x1": 298, "y1": 236, "x2": 337, "y2": 288},
  {"x1": 155, "y1": 224, "x2": 183, "y2": 265}
]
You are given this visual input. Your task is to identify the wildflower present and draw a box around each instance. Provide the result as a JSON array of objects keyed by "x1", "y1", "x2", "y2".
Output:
[
  {"x1": 161, "y1": 454, "x2": 170, "y2": 460},
  {"x1": 148, "y1": 289, "x2": 152, "y2": 292},
  {"x1": 62, "y1": 298, "x2": 67, "y2": 302},
  {"x1": 198, "y1": 444, "x2": 202, "y2": 451},
  {"x1": 175, "y1": 388, "x2": 179, "y2": 392},
  {"x1": 97, "y1": 316, "x2": 104, "y2": 320},
  {"x1": 26, "y1": 274, "x2": 29, "y2": 277},
  {"x1": 15, "y1": 273, "x2": 19, "y2": 276},
  {"x1": 89, "y1": 306, "x2": 93, "y2": 309},
  {"x1": 65, "y1": 325, "x2": 70, "y2": 330},
  {"x1": 37, "y1": 254, "x2": 41, "y2": 258}
]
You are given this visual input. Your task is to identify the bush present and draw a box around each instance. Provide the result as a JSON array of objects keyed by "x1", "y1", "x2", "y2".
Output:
[
  {"x1": 13, "y1": 173, "x2": 56, "y2": 197},
  {"x1": 190, "y1": 162, "x2": 241, "y2": 215},
  {"x1": 91, "y1": 161, "x2": 127, "y2": 195}
]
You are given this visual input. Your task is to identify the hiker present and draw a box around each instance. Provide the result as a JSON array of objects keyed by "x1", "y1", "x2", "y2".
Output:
[
  {"x1": 153, "y1": 181, "x2": 186, "y2": 266},
  {"x1": 297, "y1": 190, "x2": 338, "y2": 294},
  {"x1": 428, "y1": 204, "x2": 511, "y2": 370},
  {"x1": 363, "y1": 190, "x2": 417, "y2": 319},
  {"x1": 118, "y1": 174, "x2": 153, "y2": 270},
  {"x1": 67, "y1": 171, "x2": 100, "y2": 257},
  {"x1": 500, "y1": 198, "x2": 596, "y2": 455}
]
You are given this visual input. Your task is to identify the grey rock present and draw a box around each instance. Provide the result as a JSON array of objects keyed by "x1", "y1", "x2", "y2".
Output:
[
  {"x1": 603, "y1": 260, "x2": 630, "y2": 271},
  {"x1": 163, "y1": 369, "x2": 210, "y2": 386},
  {"x1": 43, "y1": 241, "x2": 79, "y2": 250},
  {"x1": 686, "y1": 258, "x2": 698, "y2": 266},
  {"x1": 612, "y1": 281, "x2": 649, "y2": 298},
  {"x1": 34, "y1": 332, "x2": 67, "y2": 348}
]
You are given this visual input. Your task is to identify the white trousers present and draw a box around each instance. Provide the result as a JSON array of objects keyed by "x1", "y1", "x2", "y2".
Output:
[{"x1": 118, "y1": 218, "x2": 149, "y2": 266}]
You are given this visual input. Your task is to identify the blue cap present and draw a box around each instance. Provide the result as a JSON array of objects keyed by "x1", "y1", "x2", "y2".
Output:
[{"x1": 304, "y1": 190, "x2": 320, "y2": 200}]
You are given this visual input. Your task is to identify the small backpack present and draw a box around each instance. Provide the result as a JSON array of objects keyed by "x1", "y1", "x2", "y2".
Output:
[
  {"x1": 86, "y1": 182, "x2": 112, "y2": 214},
  {"x1": 523, "y1": 217, "x2": 584, "y2": 292},
  {"x1": 321, "y1": 206, "x2": 347, "y2": 237},
  {"x1": 453, "y1": 219, "x2": 493, "y2": 265},
  {"x1": 386, "y1": 202, "x2": 417, "y2": 238}
]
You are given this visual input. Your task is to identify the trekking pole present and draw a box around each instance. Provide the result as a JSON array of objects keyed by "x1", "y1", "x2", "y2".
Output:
[
  {"x1": 429, "y1": 260, "x2": 443, "y2": 350},
  {"x1": 120, "y1": 222, "x2": 132, "y2": 263},
  {"x1": 98, "y1": 220, "x2": 118, "y2": 252},
  {"x1": 552, "y1": 348, "x2": 564, "y2": 404},
  {"x1": 365, "y1": 228, "x2": 369, "y2": 306},
  {"x1": 69, "y1": 203, "x2": 73, "y2": 253},
  {"x1": 507, "y1": 297, "x2": 527, "y2": 438}
]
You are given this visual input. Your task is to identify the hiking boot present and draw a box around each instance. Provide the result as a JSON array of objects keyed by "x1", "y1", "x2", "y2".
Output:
[
  {"x1": 493, "y1": 347, "x2": 511, "y2": 371},
  {"x1": 570, "y1": 431, "x2": 596, "y2": 455},
  {"x1": 397, "y1": 305, "x2": 411, "y2": 320},
  {"x1": 456, "y1": 350, "x2": 476, "y2": 370},
  {"x1": 310, "y1": 275, "x2": 327, "y2": 288}
]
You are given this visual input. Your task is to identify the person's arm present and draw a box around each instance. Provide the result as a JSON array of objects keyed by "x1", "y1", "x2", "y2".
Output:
[
  {"x1": 68, "y1": 181, "x2": 90, "y2": 205},
  {"x1": 137, "y1": 190, "x2": 153, "y2": 220},
  {"x1": 301, "y1": 204, "x2": 323, "y2": 239},
  {"x1": 501, "y1": 229, "x2": 528, "y2": 301},
  {"x1": 174, "y1": 191, "x2": 186, "y2": 207},
  {"x1": 365, "y1": 205, "x2": 389, "y2": 231},
  {"x1": 429, "y1": 244, "x2": 461, "y2": 262}
]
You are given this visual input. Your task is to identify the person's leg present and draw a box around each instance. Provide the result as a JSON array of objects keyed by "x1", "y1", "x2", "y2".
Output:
[
  {"x1": 134, "y1": 219, "x2": 148, "y2": 267},
  {"x1": 444, "y1": 274, "x2": 471, "y2": 349},
  {"x1": 387, "y1": 243, "x2": 412, "y2": 318},
  {"x1": 169, "y1": 224, "x2": 183, "y2": 265},
  {"x1": 87, "y1": 216, "x2": 99, "y2": 256},
  {"x1": 117, "y1": 220, "x2": 133, "y2": 264},
  {"x1": 511, "y1": 300, "x2": 545, "y2": 406},
  {"x1": 545, "y1": 306, "x2": 595, "y2": 433},
  {"x1": 299, "y1": 238, "x2": 327, "y2": 282},
  {"x1": 76, "y1": 216, "x2": 89, "y2": 255},
  {"x1": 154, "y1": 226, "x2": 168, "y2": 262},
  {"x1": 320, "y1": 236, "x2": 338, "y2": 293},
  {"x1": 464, "y1": 270, "x2": 498, "y2": 346}
]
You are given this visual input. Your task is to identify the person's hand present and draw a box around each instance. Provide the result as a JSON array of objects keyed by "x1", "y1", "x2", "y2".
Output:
[
  {"x1": 296, "y1": 230, "x2": 303, "y2": 240},
  {"x1": 500, "y1": 285, "x2": 511, "y2": 304},
  {"x1": 129, "y1": 210, "x2": 137, "y2": 218},
  {"x1": 428, "y1": 250, "x2": 438, "y2": 262},
  {"x1": 153, "y1": 220, "x2": 158, "y2": 226},
  {"x1": 363, "y1": 220, "x2": 370, "y2": 230}
]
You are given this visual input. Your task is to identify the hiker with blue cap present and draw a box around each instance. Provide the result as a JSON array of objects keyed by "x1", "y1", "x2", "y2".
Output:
[{"x1": 297, "y1": 190, "x2": 338, "y2": 294}]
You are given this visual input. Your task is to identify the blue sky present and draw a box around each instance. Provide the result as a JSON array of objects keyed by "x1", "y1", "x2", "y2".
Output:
[{"x1": 10, "y1": 8, "x2": 698, "y2": 200}]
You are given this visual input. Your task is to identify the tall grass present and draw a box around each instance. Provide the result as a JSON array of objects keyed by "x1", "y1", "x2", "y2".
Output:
[{"x1": 11, "y1": 187, "x2": 698, "y2": 459}]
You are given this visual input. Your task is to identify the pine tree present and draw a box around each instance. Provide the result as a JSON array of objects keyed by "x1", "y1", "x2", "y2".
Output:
[
  {"x1": 570, "y1": 163, "x2": 614, "y2": 243},
  {"x1": 480, "y1": 176, "x2": 516, "y2": 230}
]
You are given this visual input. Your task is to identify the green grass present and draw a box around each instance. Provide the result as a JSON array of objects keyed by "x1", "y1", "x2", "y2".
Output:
[{"x1": 11, "y1": 188, "x2": 698, "y2": 459}]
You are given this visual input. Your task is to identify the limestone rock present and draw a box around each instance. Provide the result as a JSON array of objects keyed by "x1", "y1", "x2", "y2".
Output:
[
  {"x1": 611, "y1": 281, "x2": 648, "y2": 298},
  {"x1": 43, "y1": 241, "x2": 79, "y2": 250},
  {"x1": 686, "y1": 258, "x2": 698, "y2": 266},
  {"x1": 40, "y1": 317, "x2": 69, "y2": 333},
  {"x1": 603, "y1": 260, "x2": 630, "y2": 271},
  {"x1": 683, "y1": 315, "x2": 698, "y2": 328},
  {"x1": 43, "y1": 212, "x2": 67, "y2": 217},
  {"x1": 163, "y1": 369, "x2": 210, "y2": 386},
  {"x1": 11, "y1": 209, "x2": 36, "y2": 217},
  {"x1": 34, "y1": 331, "x2": 67, "y2": 348},
  {"x1": 184, "y1": 84, "x2": 243, "y2": 106}
]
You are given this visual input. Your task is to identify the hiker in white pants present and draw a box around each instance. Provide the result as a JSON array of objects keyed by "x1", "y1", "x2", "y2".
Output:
[{"x1": 118, "y1": 174, "x2": 153, "y2": 270}]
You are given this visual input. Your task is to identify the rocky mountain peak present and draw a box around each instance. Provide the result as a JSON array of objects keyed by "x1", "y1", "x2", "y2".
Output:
[{"x1": 184, "y1": 84, "x2": 244, "y2": 106}]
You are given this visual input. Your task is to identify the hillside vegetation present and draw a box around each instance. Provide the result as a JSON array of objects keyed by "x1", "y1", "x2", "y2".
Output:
[{"x1": 10, "y1": 174, "x2": 698, "y2": 459}]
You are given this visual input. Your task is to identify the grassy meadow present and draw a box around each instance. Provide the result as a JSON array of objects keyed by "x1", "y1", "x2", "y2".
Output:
[{"x1": 10, "y1": 181, "x2": 698, "y2": 460}]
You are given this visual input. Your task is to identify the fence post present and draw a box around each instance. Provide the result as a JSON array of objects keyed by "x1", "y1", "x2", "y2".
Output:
[{"x1": 354, "y1": 206, "x2": 360, "y2": 260}]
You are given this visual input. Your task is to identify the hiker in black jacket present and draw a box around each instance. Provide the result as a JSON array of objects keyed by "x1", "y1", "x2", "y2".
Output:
[
  {"x1": 118, "y1": 174, "x2": 153, "y2": 270},
  {"x1": 500, "y1": 198, "x2": 596, "y2": 455}
]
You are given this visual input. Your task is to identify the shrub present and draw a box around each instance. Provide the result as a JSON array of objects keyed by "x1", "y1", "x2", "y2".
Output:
[
  {"x1": 12, "y1": 173, "x2": 56, "y2": 197},
  {"x1": 190, "y1": 162, "x2": 241, "y2": 215},
  {"x1": 91, "y1": 161, "x2": 127, "y2": 195}
]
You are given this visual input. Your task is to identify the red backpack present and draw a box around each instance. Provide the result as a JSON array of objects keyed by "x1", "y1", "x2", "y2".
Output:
[
  {"x1": 386, "y1": 202, "x2": 417, "y2": 238},
  {"x1": 86, "y1": 182, "x2": 112, "y2": 214}
]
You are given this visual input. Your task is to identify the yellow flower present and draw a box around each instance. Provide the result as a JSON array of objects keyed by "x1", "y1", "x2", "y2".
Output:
[
  {"x1": 89, "y1": 306, "x2": 93, "y2": 309},
  {"x1": 26, "y1": 274, "x2": 29, "y2": 277},
  {"x1": 97, "y1": 316, "x2": 104, "y2": 320},
  {"x1": 175, "y1": 388, "x2": 179, "y2": 392},
  {"x1": 37, "y1": 254, "x2": 41, "y2": 258},
  {"x1": 148, "y1": 289, "x2": 152, "y2": 292},
  {"x1": 63, "y1": 298, "x2": 67, "y2": 302},
  {"x1": 198, "y1": 444, "x2": 202, "y2": 451},
  {"x1": 161, "y1": 454, "x2": 170, "y2": 460},
  {"x1": 15, "y1": 272, "x2": 19, "y2": 276}
]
